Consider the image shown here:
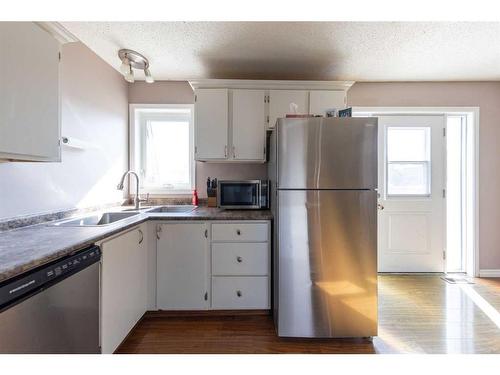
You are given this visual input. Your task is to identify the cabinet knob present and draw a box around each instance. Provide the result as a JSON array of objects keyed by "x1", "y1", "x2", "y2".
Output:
[
  {"x1": 236, "y1": 290, "x2": 242, "y2": 297},
  {"x1": 236, "y1": 256, "x2": 243, "y2": 263},
  {"x1": 236, "y1": 229, "x2": 241, "y2": 236}
]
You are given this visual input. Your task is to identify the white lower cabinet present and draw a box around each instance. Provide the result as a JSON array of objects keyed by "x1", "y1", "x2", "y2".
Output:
[
  {"x1": 100, "y1": 225, "x2": 147, "y2": 354},
  {"x1": 212, "y1": 276, "x2": 270, "y2": 309},
  {"x1": 156, "y1": 222, "x2": 210, "y2": 310},
  {"x1": 212, "y1": 243, "x2": 269, "y2": 276},
  {"x1": 155, "y1": 220, "x2": 271, "y2": 311},
  {"x1": 210, "y1": 221, "x2": 271, "y2": 310}
]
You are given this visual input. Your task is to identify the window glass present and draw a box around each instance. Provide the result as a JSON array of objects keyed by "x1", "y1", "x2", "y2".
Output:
[
  {"x1": 132, "y1": 107, "x2": 194, "y2": 194},
  {"x1": 143, "y1": 120, "x2": 191, "y2": 190},
  {"x1": 387, "y1": 127, "x2": 430, "y2": 161},
  {"x1": 387, "y1": 127, "x2": 431, "y2": 196}
]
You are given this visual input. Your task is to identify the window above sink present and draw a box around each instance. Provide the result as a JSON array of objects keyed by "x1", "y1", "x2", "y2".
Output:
[{"x1": 130, "y1": 104, "x2": 195, "y2": 196}]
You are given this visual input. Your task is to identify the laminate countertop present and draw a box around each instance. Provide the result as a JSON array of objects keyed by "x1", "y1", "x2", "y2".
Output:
[{"x1": 0, "y1": 206, "x2": 273, "y2": 284}]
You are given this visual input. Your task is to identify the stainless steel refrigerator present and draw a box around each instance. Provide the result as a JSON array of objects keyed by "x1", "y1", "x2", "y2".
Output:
[{"x1": 268, "y1": 117, "x2": 378, "y2": 338}]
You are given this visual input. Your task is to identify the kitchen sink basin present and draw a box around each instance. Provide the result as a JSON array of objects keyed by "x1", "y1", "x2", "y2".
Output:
[
  {"x1": 147, "y1": 205, "x2": 196, "y2": 213},
  {"x1": 52, "y1": 212, "x2": 140, "y2": 227}
]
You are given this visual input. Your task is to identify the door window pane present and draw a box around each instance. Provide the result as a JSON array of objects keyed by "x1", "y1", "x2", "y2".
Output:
[
  {"x1": 387, "y1": 127, "x2": 431, "y2": 196},
  {"x1": 387, "y1": 127, "x2": 430, "y2": 161},
  {"x1": 388, "y1": 162, "x2": 430, "y2": 195}
]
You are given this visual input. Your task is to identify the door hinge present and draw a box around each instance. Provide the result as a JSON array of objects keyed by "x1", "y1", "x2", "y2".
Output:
[
  {"x1": 58, "y1": 52, "x2": 61, "y2": 61},
  {"x1": 443, "y1": 251, "x2": 446, "y2": 260},
  {"x1": 442, "y1": 189, "x2": 446, "y2": 198},
  {"x1": 156, "y1": 225, "x2": 162, "y2": 240},
  {"x1": 194, "y1": 94, "x2": 197, "y2": 102},
  {"x1": 266, "y1": 115, "x2": 269, "y2": 123},
  {"x1": 443, "y1": 127, "x2": 446, "y2": 137},
  {"x1": 204, "y1": 292, "x2": 208, "y2": 301}
]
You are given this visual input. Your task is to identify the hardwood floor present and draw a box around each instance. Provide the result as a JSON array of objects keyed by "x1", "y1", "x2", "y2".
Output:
[{"x1": 116, "y1": 276, "x2": 500, "y2": 354}]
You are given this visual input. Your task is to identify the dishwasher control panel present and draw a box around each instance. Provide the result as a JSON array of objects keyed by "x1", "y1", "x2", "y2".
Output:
[{"x1": 0, "y1": 245, "x2": 101, "y2": 311}]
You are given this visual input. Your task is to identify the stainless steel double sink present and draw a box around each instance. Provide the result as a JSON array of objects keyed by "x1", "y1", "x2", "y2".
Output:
[{"x1": 51, "y1": 205, "x2": 196, "y2": 227}]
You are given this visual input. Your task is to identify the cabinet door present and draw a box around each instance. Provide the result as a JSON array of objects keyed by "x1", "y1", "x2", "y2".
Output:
[
  {"x1": 309, "y1": 90, "x2": 346, "y2": 116},
  {"x1": 268, "y1": 90, "x2": 309, "y2": 128},
  {"x1": 194, "y1": 89, "x2": 228, "y2": 160},
  {"x1": 157, "y1": 223, "x2": 209, "y2": 310},
  {"x1": 101, "y1": 227, "x2": 146, "y2": 354},
  {"x1": 0, "y1": 22, "x2": 60, "y2": 161},
  {"x1": 232, "y1": 89, "x2": 266, "y2": 161}
]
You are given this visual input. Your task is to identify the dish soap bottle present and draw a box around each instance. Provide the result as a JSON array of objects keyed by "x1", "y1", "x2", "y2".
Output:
[{"x1": 192, "y1": 189, "x2": 199, "y2": 206}]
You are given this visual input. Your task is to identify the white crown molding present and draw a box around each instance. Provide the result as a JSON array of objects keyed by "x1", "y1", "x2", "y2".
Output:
[
  {"x1": 36, "y1": 22, "x2": 79, "y2": 44},
  {"x1": 189, "y1": 79, "x2": 355, "y2": 91},
  {"x1": 479, "y1": 269, "x2": 500, "y2": 277}
]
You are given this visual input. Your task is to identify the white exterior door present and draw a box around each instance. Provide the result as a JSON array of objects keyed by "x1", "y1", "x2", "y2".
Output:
[
  {"x1": 231, "y1": 89, "x2": 266, "y2": 161},
  {"x1": 378, "y1": 115, "x2": 445, "y2": 272}
]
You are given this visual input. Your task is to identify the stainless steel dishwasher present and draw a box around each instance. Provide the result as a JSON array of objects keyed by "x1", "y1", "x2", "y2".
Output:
[{"x1": 0, "y1": 245, "x2": 101, "y2": 353}]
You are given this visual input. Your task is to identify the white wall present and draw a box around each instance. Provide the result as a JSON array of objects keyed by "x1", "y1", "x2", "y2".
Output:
[{"x1": 0, "y1": 42, "x2": 128, "y2": 220}]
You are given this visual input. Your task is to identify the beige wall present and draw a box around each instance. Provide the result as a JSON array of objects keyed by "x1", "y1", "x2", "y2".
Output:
[
  {"x1": 128, "y1": 81, "x2": 194, "y2": 104},
  {"x1": 128, "y1": 80, "x2": 268, "y2": 198},
  {"x1": 0, "y1": 42, "x2": 128, "y2": 219},
  {"x1": 348, "y1": 82, "x2": 500, "y2": 270}
]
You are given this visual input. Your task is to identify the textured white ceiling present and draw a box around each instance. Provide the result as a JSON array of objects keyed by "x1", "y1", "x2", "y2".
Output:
[{"x1": 60, "y1": 22, "x2": 500, "y2": 82}]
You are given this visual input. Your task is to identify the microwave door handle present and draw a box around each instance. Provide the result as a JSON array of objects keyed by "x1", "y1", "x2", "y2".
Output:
[{"x1": 258, "y1": 182, "x2": 262, "y2": 207}]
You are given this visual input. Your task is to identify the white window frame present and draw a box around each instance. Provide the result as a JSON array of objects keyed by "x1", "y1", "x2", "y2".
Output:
[
  {"x1": 129, "y1": 104, "x2": 195, "y2": 196},
  {"x1": 386, "y1": 126, "x2": 432, "y2": 197}
]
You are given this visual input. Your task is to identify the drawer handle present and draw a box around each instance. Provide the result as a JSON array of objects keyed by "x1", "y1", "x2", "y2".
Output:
[
  {"x1": 236, "y1": 290, "x2": 242, "y2": 297},
  {"x1": 236, "y1": 229, "x2": 241, "y2": 236},
  {"x1": 236, "y1": 256, "x2": 243, "y2": 263}
]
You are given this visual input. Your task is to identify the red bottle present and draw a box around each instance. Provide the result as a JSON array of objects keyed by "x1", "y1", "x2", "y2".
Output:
[{"x1": 192, "y1": 189, "x2": 199, "y2": 206}]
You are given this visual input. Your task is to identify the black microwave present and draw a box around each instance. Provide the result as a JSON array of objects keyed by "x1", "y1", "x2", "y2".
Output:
[{"x1": 217, "y1": 180, "x2": 269, "y2": 209}]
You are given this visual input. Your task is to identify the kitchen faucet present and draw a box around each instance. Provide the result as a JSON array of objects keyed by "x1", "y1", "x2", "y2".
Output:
[{"x1": 117, "y1": 170, "x2": 143, "y2": 210}]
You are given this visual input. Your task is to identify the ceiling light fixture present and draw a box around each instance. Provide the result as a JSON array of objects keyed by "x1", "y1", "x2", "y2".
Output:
[{"x1": 118, "y1": 49, "x2": 154, "y2": 84}]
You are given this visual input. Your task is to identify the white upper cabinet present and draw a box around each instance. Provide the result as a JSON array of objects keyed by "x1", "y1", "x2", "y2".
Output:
[
  {"x1": 309, "y1": 90, "x2": 346, "y2": 117},
  {"x1": 232, "y1": 90, "x2": 266, "y2": 161},
  {"x1": 191, "y1": 80, "x2": 353, "y2": 162},
  {"x1": 194, "y1": 89, "x2": 228, "y2": 160},
  {"x1": 268, "y1": 90, "x2": 309, "y2": 129},
  {"x1": 0, "y1": 22, "x2": 61, "y2": 162}
]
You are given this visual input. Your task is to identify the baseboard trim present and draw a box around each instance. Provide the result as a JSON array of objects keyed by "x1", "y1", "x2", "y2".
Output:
[
  {"x1": 479, "y1": 269, "x2": 500, "y2": 277},
  {"x1": 145, "y1": 309, "x2": 271, "y2": 318}
]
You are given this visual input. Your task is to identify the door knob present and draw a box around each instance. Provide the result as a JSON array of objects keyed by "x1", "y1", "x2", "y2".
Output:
[{"x1": 378, "y1": 203, "x2": 385, "y2": 210}]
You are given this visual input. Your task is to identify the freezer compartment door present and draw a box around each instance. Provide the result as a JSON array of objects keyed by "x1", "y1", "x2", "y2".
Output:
[
  {"x1": 277, "y1": 117, "x2": 377, "y2": 189},
  {"x1": 277, "y1": 190, "x2": 377, "y2": 337}
]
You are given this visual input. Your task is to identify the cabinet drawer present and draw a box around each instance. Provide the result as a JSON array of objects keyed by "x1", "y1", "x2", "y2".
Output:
[
  {"x1": 212, "y1": 243, "x2": 269, "y2": 276},
  {"x1": 212, "y1": 276, "x2": 270, "y2": 309},
  {"x1": 211, "y1": 223, "x2": 268, "y2": 242}
]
